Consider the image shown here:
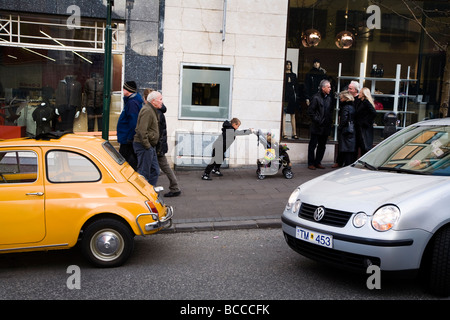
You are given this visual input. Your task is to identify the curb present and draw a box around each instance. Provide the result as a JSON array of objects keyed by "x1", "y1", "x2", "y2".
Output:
[{"x1": 160, "y1": 216, "x2": 282, "y2": 233}]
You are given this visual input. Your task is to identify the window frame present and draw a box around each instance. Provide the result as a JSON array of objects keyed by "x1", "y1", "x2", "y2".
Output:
[
  {"x1": 178, "y1": 62, "x2": 233, "y2": 121},
  {"x1": 45, "y1": 149, "x2": 101, "y2": 183}
]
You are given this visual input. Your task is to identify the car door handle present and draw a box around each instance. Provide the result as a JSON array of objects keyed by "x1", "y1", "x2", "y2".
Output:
[{"x1": 26, "y1": 192, "x2": 44, "y2": 196}]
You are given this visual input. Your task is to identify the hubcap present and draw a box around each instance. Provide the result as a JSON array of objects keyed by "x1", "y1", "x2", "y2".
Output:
[{"x1": 91, "y1": 229, "x2": 124, "y2": 261}]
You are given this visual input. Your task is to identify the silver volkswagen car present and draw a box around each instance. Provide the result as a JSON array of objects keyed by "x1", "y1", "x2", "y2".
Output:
[{"x1": 282, "y1": 118, "x2": 450, "y2": 296}]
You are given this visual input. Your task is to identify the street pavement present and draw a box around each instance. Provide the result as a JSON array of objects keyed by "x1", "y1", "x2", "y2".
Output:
[{"x1": 157, "y1": 163, "x2": 337, "y2": 232}]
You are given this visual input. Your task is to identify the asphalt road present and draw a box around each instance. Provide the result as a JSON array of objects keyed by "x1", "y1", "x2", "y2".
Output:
[{"x1": 0, "y1": 228, "x2": 440, "y2": 303}]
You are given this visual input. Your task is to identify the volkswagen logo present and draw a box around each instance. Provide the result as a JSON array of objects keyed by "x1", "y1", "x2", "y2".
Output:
[{"x1": 314, "y1": 206, "x2": 326, "y2": 221}]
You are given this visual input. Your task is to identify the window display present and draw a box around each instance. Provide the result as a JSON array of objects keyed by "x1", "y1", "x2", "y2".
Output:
[{"x1": 0, "y1": 12, "x2": 124, "y2": 138}]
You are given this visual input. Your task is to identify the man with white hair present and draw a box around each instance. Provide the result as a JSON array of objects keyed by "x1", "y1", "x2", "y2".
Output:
[
  {"x1": 133, "y1": 91, "x2": 161, "y2": 186},
  {"x1": 347, "y1": 80, "x2": 360, "y2": 98}
]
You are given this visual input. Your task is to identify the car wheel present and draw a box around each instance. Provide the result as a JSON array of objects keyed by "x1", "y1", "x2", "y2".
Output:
[
  {"x1": 81, "y1": 218, "x2": 134, "y2": 268},
  {"x1": 427, "y1": 225, "x2": 450, "y2": 296}
]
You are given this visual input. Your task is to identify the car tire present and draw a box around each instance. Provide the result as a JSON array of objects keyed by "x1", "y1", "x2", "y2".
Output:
[
  {"x1": 81, "y1": 218, "x2": 134, "y2": 268},
  {"x1": 427, "y1": 226, "x2": 450, "y2": 296}
]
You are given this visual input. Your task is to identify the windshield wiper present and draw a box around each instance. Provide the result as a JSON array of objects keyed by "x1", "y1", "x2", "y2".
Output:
[
  {"x1": 377, "y1": 166, "x2": 431, "y2": 175},
  {"x1": 356, "y1": 160, "x2": 377, "y2": 171}
]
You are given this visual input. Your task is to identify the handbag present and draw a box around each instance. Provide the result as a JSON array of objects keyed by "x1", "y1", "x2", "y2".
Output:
[{"x1": 343, "y1": 121, "x2": 354, "y2": 135}]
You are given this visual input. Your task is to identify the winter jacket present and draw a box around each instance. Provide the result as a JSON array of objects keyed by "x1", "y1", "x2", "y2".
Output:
[
  {"x1": 156, "y1": 104, "x2": 168, "y2": 155},
  {"x1": 338, "y1": 103, "x2": 356, "y2": 153},
  {"x1": 355, "y1": 99, "x2": 377, "y2": 152},
  {"x1": 134, "y1": 101, "x2": 159, "y2": 150},
  {"x1": 307, "y1": 91, "x2": 333, "y2": 136},
  {"x1": 117, "y1": 92, "x2": 144, "y2": 144}
]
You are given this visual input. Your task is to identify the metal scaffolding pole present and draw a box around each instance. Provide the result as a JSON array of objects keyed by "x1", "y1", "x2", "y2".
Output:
[{"x1": 102, "y1": 0, "x2": 113, "y2": 140}]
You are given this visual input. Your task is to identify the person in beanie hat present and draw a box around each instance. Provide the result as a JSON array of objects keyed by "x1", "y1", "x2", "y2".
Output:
[
  {"x1": 123, "y1": 81, "x2": 137, "y2": 93},
  {"x1": 117, "y1": 80, "x2": 143, "y2": 170}
]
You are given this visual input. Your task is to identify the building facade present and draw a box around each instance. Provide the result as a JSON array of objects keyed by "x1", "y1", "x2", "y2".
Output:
[{"x1": 0, "y1": 0, "x2": 448, "y2": 167}]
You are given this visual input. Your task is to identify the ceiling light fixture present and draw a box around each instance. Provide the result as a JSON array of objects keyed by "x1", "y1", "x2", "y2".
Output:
[
  {"x1": 302, "y1": 4, "x2": 321, "y2": 47},
  {"x1": 335, "y1": 1, "x2": 355, "y2": 49}
]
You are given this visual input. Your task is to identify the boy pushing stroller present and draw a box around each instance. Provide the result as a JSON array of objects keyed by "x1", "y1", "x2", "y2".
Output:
[
  {"x1": 256, "y1": 130, "x2": 293, "y2": 179},
  {"x1": 201, "y1": 118, "x2": 254, "y2": 180}
]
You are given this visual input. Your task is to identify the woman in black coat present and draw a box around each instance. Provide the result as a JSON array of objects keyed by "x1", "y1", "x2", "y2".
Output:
[
  {"x1": 355, "y1": 87, "x2": 377, "y2": 155},
  {"x1": 337, "y1": 90, "x2": 356, "y2": 166}
]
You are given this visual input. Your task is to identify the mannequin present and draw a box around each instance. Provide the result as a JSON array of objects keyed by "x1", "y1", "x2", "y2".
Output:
[
  {"x1": 55, "y1": 75, "x2": 82, "y2": 131},
  {"x1": 84, "y1": 73, "x2": 104, "y2": 131},
  {"x1": 304, "y1": 58, "x2": 327, "y2": 106},
  {"x1": 32, "y1": 102, "x2": 55, "y2": 136},
  {"x1": 282, "y1": 60, "x2": 300, "y2": 139}
]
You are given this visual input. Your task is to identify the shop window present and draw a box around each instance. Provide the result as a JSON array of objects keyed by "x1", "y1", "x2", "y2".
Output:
[
  {"x1": 0, "y1": 12, "x2": 125, "y2": 137},
  {"x1": 179, "y1": 64, "x2": 232, "y2": 120}
]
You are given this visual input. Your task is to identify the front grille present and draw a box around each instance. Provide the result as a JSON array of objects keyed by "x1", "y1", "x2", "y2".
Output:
[
  {"x1": 299, "y1": 203, "x2": 353, "y2": 227},
  {"x1": 284, "y1": 233, "x2": 380, "y2": 272}
]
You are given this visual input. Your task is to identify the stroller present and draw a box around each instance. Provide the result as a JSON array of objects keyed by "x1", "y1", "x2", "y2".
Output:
[{"x1": 255, "y1": 130, "x2": 293, "y2": 180}]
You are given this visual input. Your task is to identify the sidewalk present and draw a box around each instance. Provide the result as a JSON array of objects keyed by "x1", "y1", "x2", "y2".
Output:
[{"x1": 158, "y1": 163, "x2": 336, "y2": 233}]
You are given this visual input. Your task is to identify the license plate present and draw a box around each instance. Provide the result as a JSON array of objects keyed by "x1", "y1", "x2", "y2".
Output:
[{"x1": 296, "y1": 226, "x2": 333, "y2": 248}]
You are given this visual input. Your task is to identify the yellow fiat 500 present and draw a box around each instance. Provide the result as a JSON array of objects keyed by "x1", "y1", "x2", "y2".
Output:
[{"x1": 0, "y1": 132, "x2": 173, "y2": 267}]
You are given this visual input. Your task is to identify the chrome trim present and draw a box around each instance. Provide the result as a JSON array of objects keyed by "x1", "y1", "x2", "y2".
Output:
[
  {"x1": 136, "y1": 206, "x2": 174, "y2": 235},
  {"x1": 0, "y1": 243, "x2": 69, "y2": 252}
]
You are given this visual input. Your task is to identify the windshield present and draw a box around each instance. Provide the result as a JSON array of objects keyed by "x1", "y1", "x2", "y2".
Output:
[{"x1": 355, "y1": 124, "x2": 450, "y2": 176}]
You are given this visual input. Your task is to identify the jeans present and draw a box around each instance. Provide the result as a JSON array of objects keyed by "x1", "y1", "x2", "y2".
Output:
[{"x1": 133, "y1": 142, "x2": 160, "y2": 186}]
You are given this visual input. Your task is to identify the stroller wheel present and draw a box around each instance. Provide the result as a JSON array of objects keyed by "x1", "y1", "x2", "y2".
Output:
[
  {"x1": 283, "y1": 168, "x2": 294, "y2": 179},
  {"x1": 256, "y1": 169, "x2": 266, "y2": 180}
]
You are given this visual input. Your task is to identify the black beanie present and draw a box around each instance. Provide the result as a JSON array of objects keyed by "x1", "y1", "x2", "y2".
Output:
[{"x1": 123, "y1": 81, "x2": 137, "y2": 93}]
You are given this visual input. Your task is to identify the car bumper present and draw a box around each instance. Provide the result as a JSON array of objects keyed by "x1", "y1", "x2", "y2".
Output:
[
  {"x1": 281, "y1": 214, "x2": 432, "y2": 272},
  {"x1": 136, "y1": 206, "x2": 174, "y2": 235}
]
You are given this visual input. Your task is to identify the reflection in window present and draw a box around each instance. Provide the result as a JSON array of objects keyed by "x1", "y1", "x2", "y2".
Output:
[
  {"x1": 46, "y1": 150, "x2": 100, "y2": 182},
  {"x1": 0, "y1": 151, "x2": 38, "y2": 183}
]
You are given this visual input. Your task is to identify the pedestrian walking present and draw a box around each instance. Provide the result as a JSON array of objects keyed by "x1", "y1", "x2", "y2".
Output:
[
  {"x1": 133, "y1": 91, "x2": 160, "y2": 186},
  {"x1": 117, "y1": 81, "x2": 143, "y2": 170},
  {"x1": 307, "y1": 79, "x2": 333, "y2": 170},
  {"x1": 143, "y1": 88, "x2": 181, "y2": 197},
  {"x1": 202, "y1": 118, "x2": 254, "y2": 180}
]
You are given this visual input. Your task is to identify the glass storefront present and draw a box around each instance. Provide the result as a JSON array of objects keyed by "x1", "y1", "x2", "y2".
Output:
[
  {"x1": 0, "y1": 12, "x2": 125, "y2": 138},
  {"x1": 283, "y1": 0, "x2": 449, "y2": 144}
]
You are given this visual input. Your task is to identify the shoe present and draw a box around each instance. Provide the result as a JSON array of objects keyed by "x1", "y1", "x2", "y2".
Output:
[
  {"x1": 292, "y1": 135, "x2": 298, "y2": 139},
  {"x1": 308, "y1": 165, "x2": 316, "y2": 170},
  {"x1": 201, "y1": 174, "x2": 212, "y2": 180},
  {"x1": 331, "y1": 163, "x2": 341, "y2": 168},
  {"x1": 164, "y1": 191, "x2": 181, "y2": 197},
  {"x1": 315, "y1": 164, "x2": 325, "y2": 169},
  {"x1": 211, "y1": 169, "x2": 223, "y2": 176}
]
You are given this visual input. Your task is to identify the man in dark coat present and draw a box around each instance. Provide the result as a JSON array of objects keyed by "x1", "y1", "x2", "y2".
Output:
[{"x1": 307, "y1": 79, "x2": 333, "y2": 170}]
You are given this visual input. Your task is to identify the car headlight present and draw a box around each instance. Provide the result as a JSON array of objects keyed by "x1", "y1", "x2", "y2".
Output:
[
  {"x1": 286, "y1": 187, "x2": 301, "y2": 211},
  {"x1": 372, "y1": 205, "x2": 400, "y2": 231},
  {"x1": 352, "y1": 212, "x2": 368, "y2": 228}
]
